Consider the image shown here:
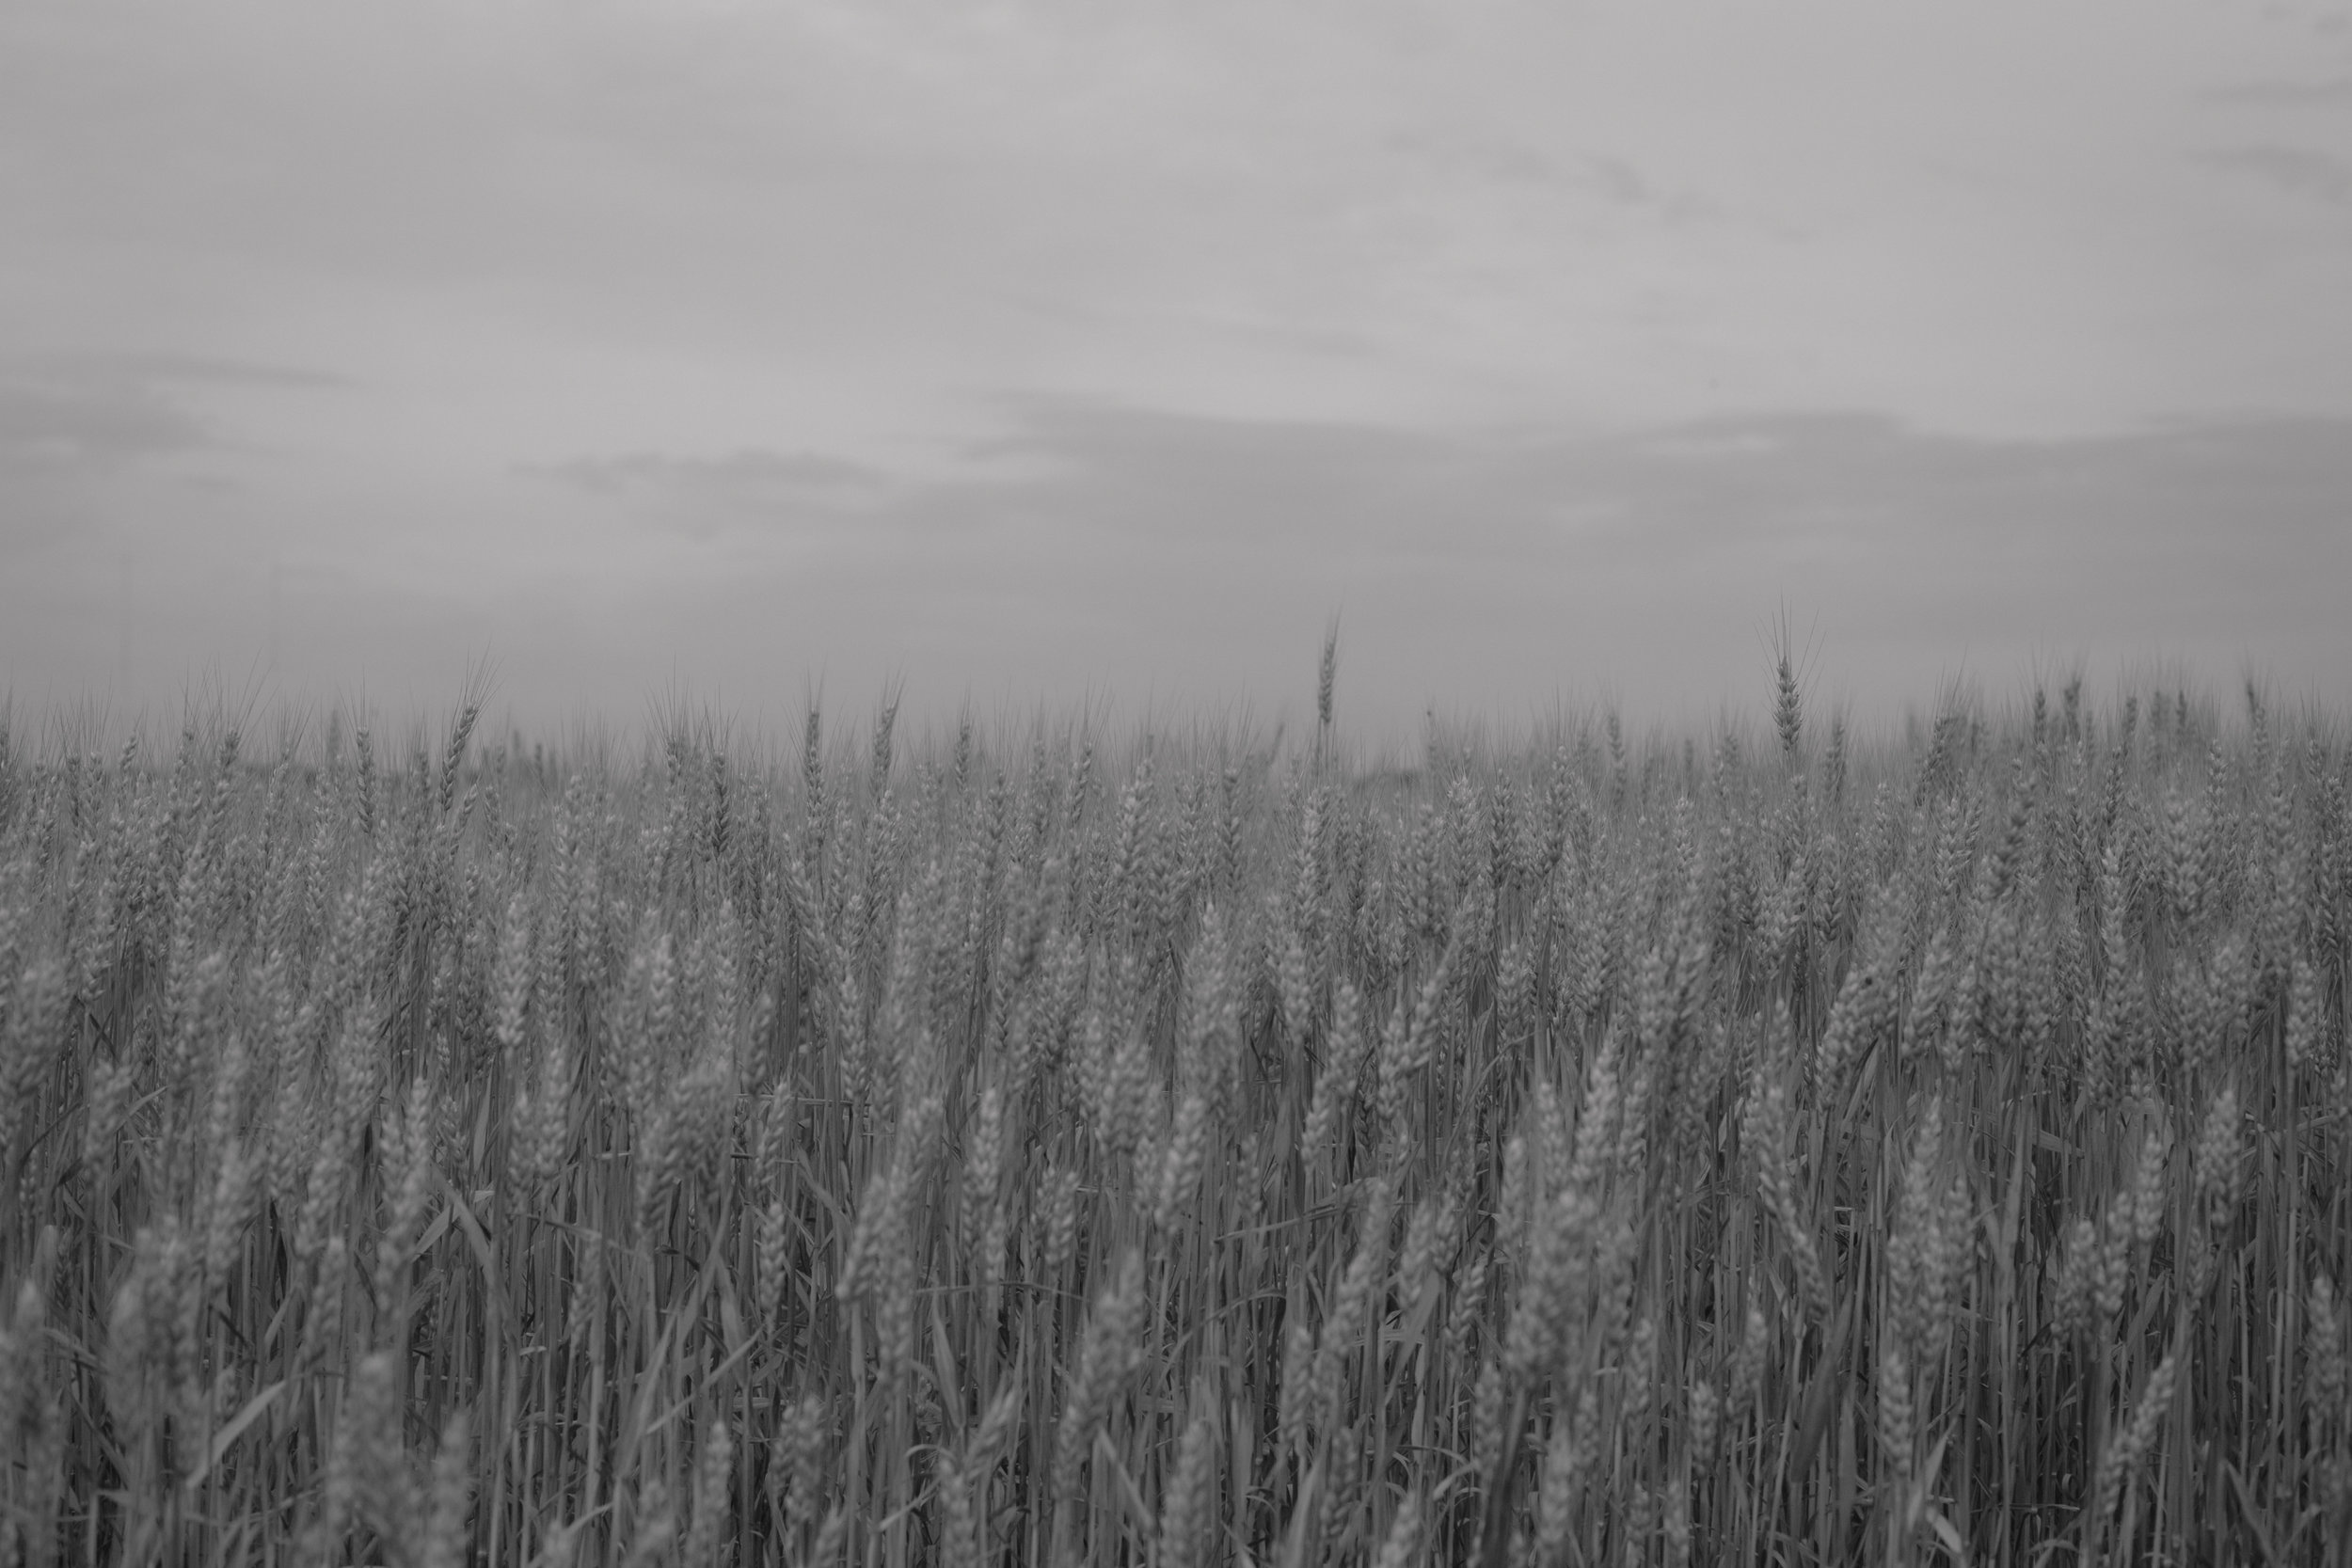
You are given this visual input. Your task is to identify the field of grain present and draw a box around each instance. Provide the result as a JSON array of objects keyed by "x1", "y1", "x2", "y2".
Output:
[{"x1": 0, "y1": 664, "x2": 2344, "y2": 1566}]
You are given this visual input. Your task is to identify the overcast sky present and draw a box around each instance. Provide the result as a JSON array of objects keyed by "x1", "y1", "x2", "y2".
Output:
[{"x1": 6, "y1": 1, "x2": 2350, "y2": 747}]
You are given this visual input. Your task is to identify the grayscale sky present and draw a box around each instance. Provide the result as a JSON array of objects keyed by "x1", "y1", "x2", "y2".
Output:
[{"x1": 5, "y1": 0, "x2": 2350, "y2": 745}]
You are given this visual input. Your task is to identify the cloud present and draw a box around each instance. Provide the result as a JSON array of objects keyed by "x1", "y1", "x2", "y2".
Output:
[
  {"x1": 2205, "y1": 75, "x2": 2352, "y2": 108},
  {"x1": 542, "y1": 449, "x2": 885, "y2": 497},
  {"x1": 2200, "y1": 145, "x2": 2352, "y2": 207},
  {"x1": 528, "y1": 448, "x2": 893, "y2": 538},
  {"x1": 0, "y1": 354, "x2": 352, "y2": 477},
  {"x1": 17, "y1": 385, "x2": 2351, "y2": 736},
  {"x1": 1378, "y1": 129, "x2": 1723, "y2": 230},
  {"x1": 0, "y1": 365, "x2": 219, "y2": 549},
  {"x1": 0, "y1": 372, "x2": 208, "y2": 470},
  {"x1": 504, "y1": 400, "x2": 2339, "y2": 738},
  {"x1": 103, "y1": 354, "x2": 351, "y2": 390},
  {"x1": 603, "y1": 396, "x2": 2352, "y2": 632},
  {"x1": 0, "y1": 355, "x2": 361, "y2": 560},
  {"x1": 9, "y1": 1, "x2": 2352, "y2": 459},
  {"x1": 547, "y1": 401, "x2": 2352, "y2": 594}
]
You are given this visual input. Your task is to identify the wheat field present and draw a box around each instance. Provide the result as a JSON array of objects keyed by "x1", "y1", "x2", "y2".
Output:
[{"x1": 0, "y1": 658, "x2": 2344, "y2": 1566}]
